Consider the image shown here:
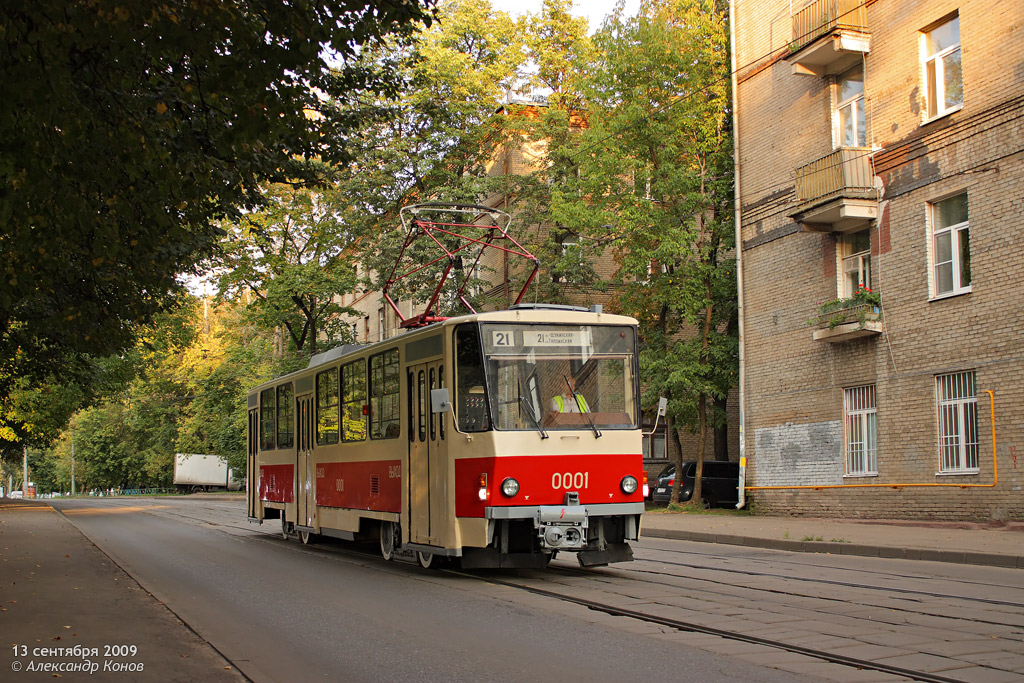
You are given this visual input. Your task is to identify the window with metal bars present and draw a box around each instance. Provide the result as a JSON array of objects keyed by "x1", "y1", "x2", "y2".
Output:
[
  {"x1": 935, "y1": 371, "x2": 979, "y2": 473},
  {"x1": 844, "y1": 385, "x2": 877, "y2": 476}
]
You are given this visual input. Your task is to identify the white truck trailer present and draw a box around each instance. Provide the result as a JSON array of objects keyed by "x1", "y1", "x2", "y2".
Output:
[{"x1": 173, "y1": 453, "x2": 236, "y2": 492}]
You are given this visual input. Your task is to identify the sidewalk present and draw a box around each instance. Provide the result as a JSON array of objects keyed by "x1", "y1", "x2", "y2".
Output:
[
  {"x1": 0, "y1": 499, "x2": 243, "y2": 681},
  {"x1": 640, "y1": 507, "x2": 1024, "y2": 569}
]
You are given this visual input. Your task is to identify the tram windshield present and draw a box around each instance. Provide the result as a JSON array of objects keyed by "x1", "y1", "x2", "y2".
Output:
[{"x1": 455, "y1": 323, "x2": 638, "y2": 432}]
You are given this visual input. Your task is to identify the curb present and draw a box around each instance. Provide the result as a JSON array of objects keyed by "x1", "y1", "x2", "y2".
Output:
[{"x1": 641, "y1": 528, "x2": 1024, "y2": 569}]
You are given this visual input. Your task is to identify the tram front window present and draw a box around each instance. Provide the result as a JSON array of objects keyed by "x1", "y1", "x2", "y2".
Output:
[{"x1": 466, "y1": 323, "x2": 637, "y2": 431}]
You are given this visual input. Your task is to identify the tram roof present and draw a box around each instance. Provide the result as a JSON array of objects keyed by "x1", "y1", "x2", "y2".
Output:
[{"x1": 247, "y1": 306, "x2": 637, "y2": 395}]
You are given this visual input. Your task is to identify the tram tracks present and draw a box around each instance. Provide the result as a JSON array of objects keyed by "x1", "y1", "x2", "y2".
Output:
[
  {"x1": 63, "y1": 499, "x2": 1022, "y2": 682},
  {"x1": 462, "y1": 569, "x2": 979, "y2": 683}
]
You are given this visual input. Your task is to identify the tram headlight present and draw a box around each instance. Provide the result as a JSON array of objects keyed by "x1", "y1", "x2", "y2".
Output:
[
  {"x1": 500, "y1": 477, "x2": 520, "y2": 498},
  {"x1": 620, "y1": 475, "x2": 639, "y2": 495}
]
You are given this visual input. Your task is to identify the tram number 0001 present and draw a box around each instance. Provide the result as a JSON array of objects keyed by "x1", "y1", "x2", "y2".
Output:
[{"x1": 551, "y1": 472, "x2": 589, "y2": 490}]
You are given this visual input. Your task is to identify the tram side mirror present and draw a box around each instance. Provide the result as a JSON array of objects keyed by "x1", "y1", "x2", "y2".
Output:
[{"x1": 430, "y1": 388, "x2": 452, "y2": 414}]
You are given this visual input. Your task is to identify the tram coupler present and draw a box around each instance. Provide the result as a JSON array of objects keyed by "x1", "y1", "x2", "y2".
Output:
[{"x1": 534, "y1": 503, "x2": 588, "y2": 551}]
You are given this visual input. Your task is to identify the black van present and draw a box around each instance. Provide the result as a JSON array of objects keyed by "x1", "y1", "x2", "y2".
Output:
[{"x1": 650, "y1": 460, "x2": 740, "y2": 508}]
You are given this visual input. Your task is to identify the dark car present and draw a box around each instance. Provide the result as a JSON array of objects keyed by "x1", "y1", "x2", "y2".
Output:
[{"x1": 650, "y1": 460, "x2": 740, "y2": 508}]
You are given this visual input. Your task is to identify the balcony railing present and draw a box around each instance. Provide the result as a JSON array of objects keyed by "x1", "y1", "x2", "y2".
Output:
[
  {"x1": 791, "y1": 0, "x2": 869, "y2": 53},
  {"x1": 791, "y1": 148, "x2": 877, "y2": 232},
  {"x1": 795, "y1": 147, "x2": 874, "y2": 204}
]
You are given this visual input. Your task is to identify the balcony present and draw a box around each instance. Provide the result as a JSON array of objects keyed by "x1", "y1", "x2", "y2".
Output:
[
  {"x1": 787, "y1": 0, "x2": 870, "y2": 76},
  {"x1": 811, "y1": 303, "x2": 882, "y2": 343},
  {"x1": 789, "y1": 147, "x2": 877, "y2": 233}
]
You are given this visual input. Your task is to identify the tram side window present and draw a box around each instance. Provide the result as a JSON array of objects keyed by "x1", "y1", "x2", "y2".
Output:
[
  {"x1": 341, "y1": 359, "x2": 367, "y2": 442},
  {"x1": 316, "y1": 368, "x2": 339, "y2": 445},
  {"x1": 276, "y1": 383, "x2": 294, "y2": 449},
  {"x1": 455, "y1": 325, "x2": 490, "y2": 432},
  {"x1": 370, "y1": 348, "x2": 400, "y2": 439},
  {"x1": 259, "y1": 388, "x2": 275, "y2": 450}
]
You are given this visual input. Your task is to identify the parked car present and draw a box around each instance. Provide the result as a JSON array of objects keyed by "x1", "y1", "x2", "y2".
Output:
[{"x1": 650, "y1": 460, "x2": 740, "y2": 508}]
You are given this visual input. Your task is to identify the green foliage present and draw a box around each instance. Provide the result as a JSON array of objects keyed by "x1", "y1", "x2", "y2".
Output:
[
  {"x1": 515, "y1": 0, "x2": 737, "y2": 506},
  {"x1": 0, "y1": 0, "x2": 434, "y2": 399},
  {"x1": 215, "y1": 183, "x2": 363, "y2": 356},
  {"x1": 337, "y1": 0, "x2": 529, "y2": 312}
]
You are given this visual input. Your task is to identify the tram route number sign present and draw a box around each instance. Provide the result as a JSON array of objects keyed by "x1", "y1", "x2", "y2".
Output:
[{"x1": 491, "y1": 330, "x2": 586, "y2": 348}]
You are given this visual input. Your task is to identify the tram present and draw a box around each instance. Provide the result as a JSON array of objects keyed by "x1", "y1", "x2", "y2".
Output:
[{"x1": 246, "y1": 305, "x2": 647, "y2": 568}]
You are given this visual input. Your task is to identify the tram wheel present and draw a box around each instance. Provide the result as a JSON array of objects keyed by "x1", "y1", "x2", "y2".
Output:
[
  {"x1": 380, "y1": 521, "x2": 397, "y2": 561},
  {"x1": 299, "y1": 529, "x2": 316, "y2": 545},
  {"x1": 416, "y1": 551, "x2": 434, "y2": 569},
  {"x1": 281, "y1": 517, "x2": 290, "y2": 540}
]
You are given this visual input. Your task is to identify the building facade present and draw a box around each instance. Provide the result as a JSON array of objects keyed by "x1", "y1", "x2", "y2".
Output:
[{"x1": 732, "y1": 0, "x2": 1023, "y2": 519}]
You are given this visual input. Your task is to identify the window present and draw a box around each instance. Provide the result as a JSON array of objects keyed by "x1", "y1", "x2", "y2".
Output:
[
  {"x1": 370, "y1": 349, "x2": 400, "y2": 439},
  {"x1": 418, "y1": 370, "x2": 426, "y2": 442},
  {"x1": 259, "y1": 388, "x2": 276, "y2": 450},
  {"x1": 924, "y1": 16, "x2": 962, "y2": 119},
  {"x1": 341, "y1": 360, "x2": 366, "y2": 442},
  {"x1": 930, "y1": 193, "x2": 970, "y2": 297},
  {"x1": 844, "y1": 385, "x2": 877, "y2": 476},
  {"x1": 836, "y1": 64, "x2": 865, "y2": 147},
  {"x1": 316, "y1": 368, "x2": 339, "y2": 445},
  {"x1": 839, "y1": 229, "x2": 871, "y2": 298},
  {"x1": 936, "y1": 371, "x2": 979, "y2": 473},
  {"x1": 642, "y1": 431, "x2": 666, "y2": 459},
  {"x1": 378, "y1": 307, "x2": 385, "y2": 342},
  {"x1": 455, "y1": 325, "x2": 490, "y2": 432},
  {"x1": 276, "y1": 383, "x2": 294, "y2": 449}
]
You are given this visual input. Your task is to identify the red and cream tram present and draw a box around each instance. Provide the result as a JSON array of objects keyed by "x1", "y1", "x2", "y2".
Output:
[{"x1": 246, "y1": 306, "x2": 646, "y2": 568}]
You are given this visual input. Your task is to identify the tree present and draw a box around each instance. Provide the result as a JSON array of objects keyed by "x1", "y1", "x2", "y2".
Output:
[
  {"x1": 0, "y1": 0, "x2": 435, "y2": 395},
  {"x1": 216, "y1": 184, "x2": 364, "y2": 356},
  {"x1": 543, "y1": 0, "x2": 736, "y2": 506},
  {"x1": 334, "y1": 0, "x2": 529, "y2": 312}
]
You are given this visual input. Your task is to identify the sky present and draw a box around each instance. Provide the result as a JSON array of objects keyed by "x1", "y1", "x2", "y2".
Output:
[{"x1": 492, "y1": 0, "x2": 642, "y2": 32}]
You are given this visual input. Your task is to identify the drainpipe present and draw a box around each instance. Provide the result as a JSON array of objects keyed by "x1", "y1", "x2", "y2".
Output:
[{"x1": 729, "y1": 0, "x2": 748, "y2": 509}]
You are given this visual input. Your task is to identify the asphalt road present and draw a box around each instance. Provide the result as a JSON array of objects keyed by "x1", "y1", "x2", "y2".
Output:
[{"x1": 51, "y1": 497, "x2": 820, "y2": 683}]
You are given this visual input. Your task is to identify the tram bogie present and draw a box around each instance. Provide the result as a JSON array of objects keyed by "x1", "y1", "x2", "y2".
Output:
[{"x1": 246, "y1": 306, "x2": 646, "y2": 569}]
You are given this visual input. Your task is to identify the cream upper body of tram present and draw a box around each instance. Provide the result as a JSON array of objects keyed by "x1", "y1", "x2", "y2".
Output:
[{"x1": 246, "y1": 305, "x2": 645, "y2": 568}]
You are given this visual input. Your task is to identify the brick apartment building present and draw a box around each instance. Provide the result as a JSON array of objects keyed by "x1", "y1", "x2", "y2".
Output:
[{"x1": 731, "y1": 0, "x2": 1023, "y2": 519}]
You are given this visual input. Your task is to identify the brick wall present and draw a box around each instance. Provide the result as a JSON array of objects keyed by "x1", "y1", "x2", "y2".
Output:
[{"x1": 734, "y1": 0, "x2": 1024, "y2": 520}]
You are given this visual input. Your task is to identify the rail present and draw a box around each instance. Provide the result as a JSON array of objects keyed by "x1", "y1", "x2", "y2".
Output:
[
  {"x1": 791, "y1": 0, "x2": 868, "y2": 52},
  {"x1": 794, "y1": 147, "x2": 875, "y2": 205}
]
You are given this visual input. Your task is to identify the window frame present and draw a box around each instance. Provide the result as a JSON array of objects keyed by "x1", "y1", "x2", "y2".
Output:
[
  {"x1": 834, "y1": 63, "x2": 866, "y2": 148},
  {"x1": 316, "y1": 367, "x2": 340, "y2": 446},
  {"x1": 837, "y1": 229, "x2": 872, "y2": 298},
  {"x1": 922, "y1": 15, "x2": 962, "y2": 123},
  {"x1": 935, "y1": 371, "x2": 979, "y2": 475},
  {"x1": 276, "y1": 383, "x2": 294, "y2": 449},
  {"x1": 259, "y1": 388, "x2": 276, "y2": 451},
  {"x1": 928, "y1": 192, "x2": 970, "y2": 300},
  {"x1": 341, "y1": 359, "x2": 367, "y2": 443},
  {"x1": 843, "y1": 385, "x2": 878, "y2": 477},
  {"x1": 369, "y1": 348, "x2": 401, "y2": 440}
]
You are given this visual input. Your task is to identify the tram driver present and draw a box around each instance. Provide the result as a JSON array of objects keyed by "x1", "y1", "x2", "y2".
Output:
[{"x1": 550, "y1": 375, "x2": 589, "y2": 414}]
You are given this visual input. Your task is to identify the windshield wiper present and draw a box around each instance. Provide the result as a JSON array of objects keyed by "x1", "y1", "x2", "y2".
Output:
[
  {"x1": 565, "y1": 375, "x2": 602, "y2": 438},
  {"x1": 518, "y1": 381, "x2": 548, "y2": 439}
]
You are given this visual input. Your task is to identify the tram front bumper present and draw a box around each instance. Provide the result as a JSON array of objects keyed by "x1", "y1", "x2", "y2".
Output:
[{"x1": 485, "y1": 502, "x2": 644, "y2": 552}]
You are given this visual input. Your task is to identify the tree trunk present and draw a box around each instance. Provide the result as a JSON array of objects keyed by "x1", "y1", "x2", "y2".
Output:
[{"x1": 668, "y1": 413, "x2": 684, "y2": 505}]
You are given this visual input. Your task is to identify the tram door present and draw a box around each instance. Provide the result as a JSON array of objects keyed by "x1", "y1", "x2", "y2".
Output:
[
  {"x1": 246, "y1": 408, "x2": 258, "y2": 519},
  {"x1": 296, "y1": 395, "x2": 315, "y2": 529},
  {"x1": 408, "y1": 360, "x2": 446, "y2": 545}
]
